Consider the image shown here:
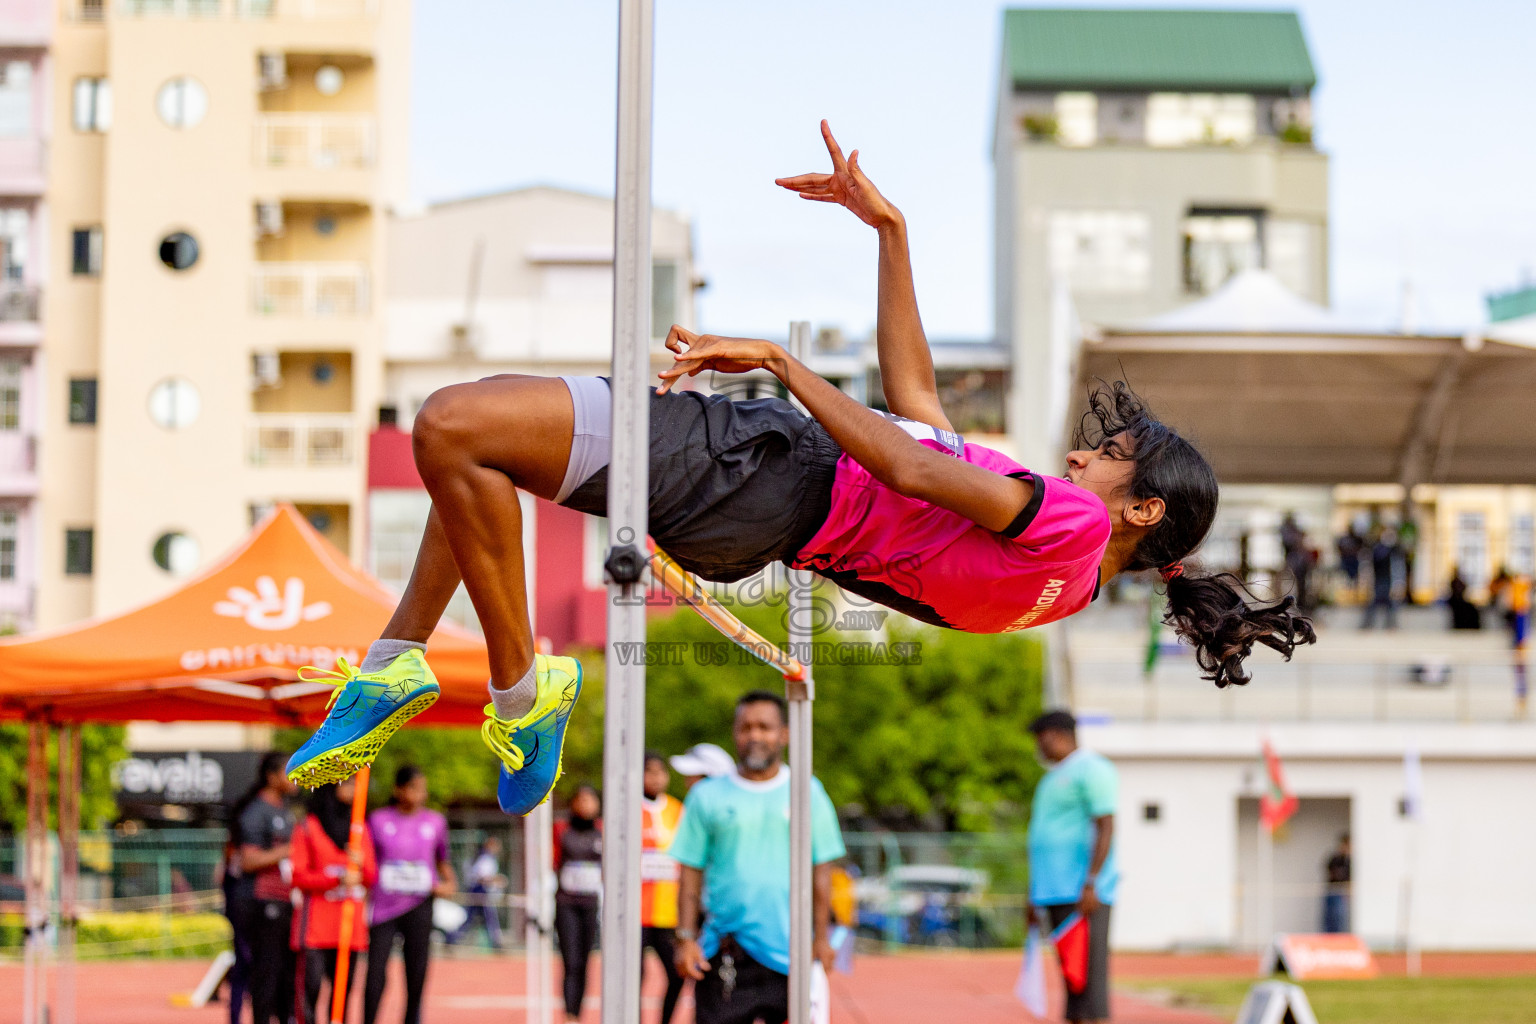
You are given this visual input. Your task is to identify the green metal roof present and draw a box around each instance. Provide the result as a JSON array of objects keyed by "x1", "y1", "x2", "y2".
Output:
[{"x1": 1004, "y1": 9, "x2": 1317, "y2": 93}]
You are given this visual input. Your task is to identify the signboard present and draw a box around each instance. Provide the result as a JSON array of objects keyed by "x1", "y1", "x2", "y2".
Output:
[
  {"x1": 1261, "y1": 933, "x2": 1378, "y2": 980},
  {"x1": 112, "y1": 750, "x2": 261, "y2": 809},
  {"x1": 1234, "y1": 981, "x2": 1319, "y2": 1024}
]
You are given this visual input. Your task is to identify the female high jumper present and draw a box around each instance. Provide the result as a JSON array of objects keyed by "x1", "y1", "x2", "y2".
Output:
[{"x1": 286, "y1": 122, "x2": 1315, "y2": 814}]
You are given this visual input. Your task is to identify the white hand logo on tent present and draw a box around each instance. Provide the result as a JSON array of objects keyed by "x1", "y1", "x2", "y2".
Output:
[{"x1": 214, "y1": 576, "x2": 333, "y2": 631}]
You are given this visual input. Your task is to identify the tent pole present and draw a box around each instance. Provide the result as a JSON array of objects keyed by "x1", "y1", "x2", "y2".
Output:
[
  {"x1": 57, "y1": 724, "x2": 81, "y2": 1024},
  {"x1": 786, "y1": 321, "x2": 816, "y2": 1024},
  {"x1": 329, "y1": 765, "x2": 371, "y2": 1024},
  {"x1": 22, "y1": 720, "x2": 49, "y2": 1024},
  {"x1": 602, "y1": 1, "x2": 654, "y2": 1023}
]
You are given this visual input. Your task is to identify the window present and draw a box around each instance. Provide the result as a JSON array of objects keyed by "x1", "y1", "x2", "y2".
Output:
[
  {"x1": 1143, "y1": 802, "x2": 1162, "y2": 822},
  {"x1": 1054, "y1": 92, "x2": 1097, "y2": 147},
  {"x1": 72, "y1": 78, "x2": 112, "y2": 133},
  {"x1": 155, "y1": 77, "x2": 208, "y2": 130},
  {"x1": 0, "y1": 361, "x2": 21, "y2": 430},
  {"x1": 76, "y1": 0, "x2": 106, "y2": 21},
  {"x1": 1048, "y1": 210, "x2": 1151, "y2": 293},
  {"x1": 0, "y1": 509, "x2": 16, "y2": 582},
  {"x1": 1510, "y1": 514, "x2": 1535, "y2": 577},
  {"x1": 0, "y1": 61, "x2": 33, "y2": 138},
  {"x1": 158, "y1": 231, "x2": 199, "y2": 270},
  {"x1": 1147, "y1": 93, "x2": 1256, "y2": 147},
  {"x1": 148, "y1": 377, "x2": 201, "y2": 429},
  {"x1": 69, "y1": 378, "x2": 97, "y2": 424},
  {"x1": 65, "y1": 528, "x2": 93, "y2": 576},
  {"x1": 1183, "y1": 209, "x2": 1263, "y2": 295},
  {"x1": 0, "y1": 207, "x2": 28, "y2": 281},
  {"x1": 72, "y1": 227, "x2": 103, "y2": 276},
  {"x1": 651, "y1": 260, "x2": 678, "y2": 339}
]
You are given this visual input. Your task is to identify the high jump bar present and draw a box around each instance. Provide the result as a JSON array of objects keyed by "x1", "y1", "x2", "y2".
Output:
[{"x1": 648, "y1": 551, "x2": 808, "y2": 682}]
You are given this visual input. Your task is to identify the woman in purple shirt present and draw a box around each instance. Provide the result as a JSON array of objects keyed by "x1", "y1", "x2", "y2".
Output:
[{"x1": 363, "y1": 765, "x2": 455, "y2": 1024}]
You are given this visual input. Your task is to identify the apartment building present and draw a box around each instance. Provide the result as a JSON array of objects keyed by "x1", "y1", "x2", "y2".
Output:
[
  {"x1": 994, "y1": 8, "x2": 1327, "y2": 470},
  {"x1": 29, "y1": 0, "x2": 409, "y2": 629},
  {"x1": 371, "y1": 187, "x2": 697, "y2": 648}
]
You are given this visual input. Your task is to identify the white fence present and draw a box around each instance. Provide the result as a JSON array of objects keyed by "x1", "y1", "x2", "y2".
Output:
[
  {"x1": 251, "y1": 262, "x2": 369, "y2": 317},
  {"x1": 255, "y1": 114, "x2": 376, "y2": 169},
  {"x1": 247, "y1": 414, "x2": 354, "y2": 466}
]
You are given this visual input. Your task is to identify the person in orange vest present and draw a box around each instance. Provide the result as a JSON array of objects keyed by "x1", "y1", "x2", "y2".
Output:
[
  {"x1": 641, "y1": 752, "x2": 687, "y2": 1024},
  {"x1": 291, "y1": 778, "x2": 378, "y2": 1024}
]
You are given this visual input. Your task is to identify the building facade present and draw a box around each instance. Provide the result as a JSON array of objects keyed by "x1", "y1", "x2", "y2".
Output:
[
  {"x1": 32, "y1": 0, "x2": 409, "y2": 631},
  {"x1": 994, "y1": 8, "x2": 1328, "y2": 470}
]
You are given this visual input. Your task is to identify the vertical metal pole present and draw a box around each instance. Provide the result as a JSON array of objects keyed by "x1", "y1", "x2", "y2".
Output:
[
  {"x1": 603, "y1": 2, "x2": 654, "y2": 1022},
  {"x1": 524, "y1": 799, "x2": 554, "y2": 1024},
  {"x1": 57, "y1": 725, "x2": 81, "y2": 1024},
  {"x1": 785, "y1": 321, "x2": 816, "y2": 1024}
]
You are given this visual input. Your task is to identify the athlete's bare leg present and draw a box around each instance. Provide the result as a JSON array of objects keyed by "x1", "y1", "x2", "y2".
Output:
[{"x1": 383, "y1": 375, "x2": 575, "y2": 685}]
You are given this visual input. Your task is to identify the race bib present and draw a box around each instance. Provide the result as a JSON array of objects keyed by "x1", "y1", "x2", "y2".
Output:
[
  {"x1": 560, "y1": 862, "x2": 603, "y2": 895},
  {"x1": 878, "y1": 411, "x2": 964, "y2": 457},
  {"x1": 640, "y1": 851, "x2": 679, "y2": 883},
  {"x1": 379, "y1": 861, "x2": 434, "y2": 896}
]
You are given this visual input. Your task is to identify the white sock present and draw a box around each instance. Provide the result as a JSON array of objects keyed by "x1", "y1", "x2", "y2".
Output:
[
  {"x1": 360, "y1": 639, "x2": 426, "y2": 674},
  {"x1": 490, "y1": 660, "x2": 538, "y2": 721}
]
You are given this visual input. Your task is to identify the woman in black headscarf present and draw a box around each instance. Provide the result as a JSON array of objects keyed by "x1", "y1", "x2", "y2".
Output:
[{"x1": 290, "y1": 778, "x2": 378, "y2": 1024}]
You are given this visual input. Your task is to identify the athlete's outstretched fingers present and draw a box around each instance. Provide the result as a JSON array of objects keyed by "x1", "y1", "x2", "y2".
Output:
[
  {"x1": 798, "y1": 193, "x2": 841, "y2": 203},
  {"x1": 664, "y1": 324, "x2": 696, "y2": 355},
  {"x1": 821, "y1": 119, "x2": 848, "y2": 170},
  {"x1": 775, "y1": 172, "x2": 831, "y2": 190}
]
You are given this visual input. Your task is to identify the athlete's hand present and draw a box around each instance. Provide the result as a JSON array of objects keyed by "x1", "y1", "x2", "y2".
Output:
[
  {"x1": 814, "y1": 934, "x2": 836, "y2": 975},
  {"x1": 657, "y1": 325, "x2": 785, "y2": 394},
  {"x1": 775, "y1": 120, "x2": 900, "y2": 230},
  {"x1": 675, "y1": 938, "x2": 712, "y2": 981}
]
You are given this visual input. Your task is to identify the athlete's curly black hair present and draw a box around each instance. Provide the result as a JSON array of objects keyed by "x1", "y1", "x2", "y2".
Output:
[{"x1": 1077, "y1": 381, "x2": 1316, "y2": 687}]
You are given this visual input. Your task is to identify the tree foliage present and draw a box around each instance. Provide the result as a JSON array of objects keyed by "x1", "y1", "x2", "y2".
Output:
[{"x1": 0, "y1": 724, "x2": 128, "y2": 833}]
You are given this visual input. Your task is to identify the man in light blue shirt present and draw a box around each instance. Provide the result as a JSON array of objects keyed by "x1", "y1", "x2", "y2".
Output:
[
  {"x1": 671, "y1": 689, "x2": 845, "y2": 1024},
  {"x1": 1025, "y1": 709, "x2": 1118, "y2": 1024}
]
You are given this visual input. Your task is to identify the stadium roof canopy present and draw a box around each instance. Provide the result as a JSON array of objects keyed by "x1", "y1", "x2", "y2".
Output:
[
  {"x1": 1003, "y1": 8, "x2": 1318, "y2": 93},
  {"x1": 1072, "y1": 271, "x2": 1536, "y2": 486}
]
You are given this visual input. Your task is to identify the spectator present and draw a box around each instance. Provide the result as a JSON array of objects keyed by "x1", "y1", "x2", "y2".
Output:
[
  {"x1": 1336, "y1": 526, "x2": 1364, "y2": 601},
  {"x1": 668, "y1": 742, "x2": 735, "y2": 791},
  {"x1": 1446, "y1": 569, "x2": 1482, "y2": 630},
  {"x1": 554, "y1": 785, "x2": 603, "y2": 1023},
  {"x1": 238, "y1": 752, "x2": 298, "y2": 1024},
  {"x1": 1280, "y1": 513, "x2": 1313, "y2": 612},
  {"x1": 455, "y1": 836, "x2": 507, "y2": 948},
  {"x1": 224, "y1": 754, "x2": 288, "y2": 1024},
  {"x1": 1024, "y1": 710, "x2": 1117, "y2": 1024},
  {"x1": 672, "y1": 690, "x2": 845, "y2": 1024},
  {"x1": 291, "y1": 778, "x2": 379, "y2": 1024},
  {"x1": 641, "y1": 752, "x2": 686, "y2": 1024},
  {"x1": 1360, "y1": 529, "x2": 1401, "y2": 630},
  {"x1": 1323, "y1": 834, "x2": 1352, "y2": 933},
  {"x1": 364, "y1": 765, "x2": 455, "y2": 1024}
]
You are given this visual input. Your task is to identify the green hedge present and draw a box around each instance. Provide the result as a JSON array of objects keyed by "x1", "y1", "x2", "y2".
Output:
[{"x1": 0, "y1": 911, "x2": 232, "y2": 959}]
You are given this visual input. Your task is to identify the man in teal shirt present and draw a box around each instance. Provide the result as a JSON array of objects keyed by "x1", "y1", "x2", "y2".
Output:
[
  {"x1": 671, "y1": 690, "x2": 845, "y2": 1024},
  {"x1": 1025, "y1": 709, "x2": 1118, "y2": 1024}
]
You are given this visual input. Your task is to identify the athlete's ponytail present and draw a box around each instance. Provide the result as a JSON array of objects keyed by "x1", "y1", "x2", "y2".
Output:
[{"x1": 1077, "y1": 381, "x2": 1316, "y2": 687}]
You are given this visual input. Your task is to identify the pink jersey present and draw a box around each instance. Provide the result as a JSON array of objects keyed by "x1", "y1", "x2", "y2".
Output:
[{"x1": 790, "y1": 431, "x2": 1112, "y2": 633}]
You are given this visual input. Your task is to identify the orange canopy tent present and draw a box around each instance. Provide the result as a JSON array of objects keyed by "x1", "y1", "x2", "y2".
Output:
[{"x1": 0, "y1": 505, "x2": 491, "y2": 725}]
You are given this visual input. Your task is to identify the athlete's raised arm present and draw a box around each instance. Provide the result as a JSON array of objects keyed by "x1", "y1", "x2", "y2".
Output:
[
  {"x1": 776, "y1": 121, "x2": 951, "y2": 433},
  {"x1": 657, "y1": 327, "x2": 1030, "y2": 534}
]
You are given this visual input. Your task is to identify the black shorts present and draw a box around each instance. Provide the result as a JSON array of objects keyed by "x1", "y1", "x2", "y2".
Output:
[
  {"x1": 560, "y1": 387, "x2": 842, "y2": 583},
  {"x1": 1046, "y1": 903, "x2": 1112, "y2": 1022},
  {"x1": 692, "y1": 938, "x2": 788, "y2": 1024}
]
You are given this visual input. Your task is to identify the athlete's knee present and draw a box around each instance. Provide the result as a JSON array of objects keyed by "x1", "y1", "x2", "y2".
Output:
[{"x1": 412, "y1": 383, "x2": 482, "y2": 463}]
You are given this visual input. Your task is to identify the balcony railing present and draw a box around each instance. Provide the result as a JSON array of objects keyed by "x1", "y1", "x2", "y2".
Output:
[
  {"x1": 0, "y1": 285, "x2": 40, "y2": 324},
  {"x1": 247, "y1": 414, "x2": 354, "y2": 467},
  {"x1": 98, "y1": 0, "x2": 377, "y2": 18},
  {"x1": 255, "y1": 115, "x2": 376, "y2": 170},
  {"x1": 251, "y1": 262, "x2": 369, "y2": 317}
]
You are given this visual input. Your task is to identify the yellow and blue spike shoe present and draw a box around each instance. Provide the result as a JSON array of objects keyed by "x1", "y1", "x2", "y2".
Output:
[
  {"x1": 481, "y1": 654, "x2": 583, "y2": 816},
  {"x1": 285, "y1": 650, "x2": 440, "y2": 787}
]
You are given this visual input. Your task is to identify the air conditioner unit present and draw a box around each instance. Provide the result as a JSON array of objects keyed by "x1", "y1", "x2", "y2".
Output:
[
  {"x1": 251, "y1": 352, "x2": 281, "y2": 389},
  {"x1": 255, "y1": 201, "x2": 284, "y2": 237},
  {"x1": 257, "y1": 53, "x2": 288, "y2": 92}
]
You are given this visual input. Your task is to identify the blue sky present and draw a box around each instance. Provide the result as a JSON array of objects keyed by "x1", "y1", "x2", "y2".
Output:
[{"x1": 411, "y1": 1, "x2": 1536, "y2": 339}]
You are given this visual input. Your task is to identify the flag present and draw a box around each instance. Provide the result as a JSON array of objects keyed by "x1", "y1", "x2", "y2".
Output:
[
  {"x1": 1014, "y1": 925, "x2": 1048, "y2": 1018},
  {"x1": 1402, "y1": 747, "x2": 1423, "y2": 821},
  {"x1": 1259, "y1": 739, "x2": 1299, "y2": 832},
  {"x1": 1051, "y1": 912, "x2": 1091, "y2": 995}
]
